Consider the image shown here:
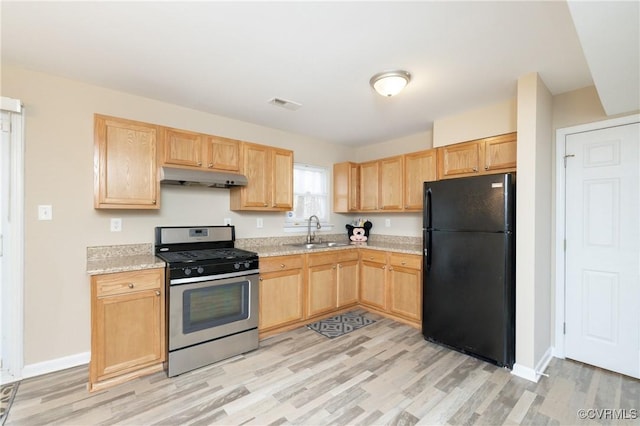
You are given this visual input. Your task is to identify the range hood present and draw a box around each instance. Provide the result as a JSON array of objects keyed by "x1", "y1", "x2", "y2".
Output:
[{"x1": 160, "y1": 166, "x2": 248, "y2": 188}]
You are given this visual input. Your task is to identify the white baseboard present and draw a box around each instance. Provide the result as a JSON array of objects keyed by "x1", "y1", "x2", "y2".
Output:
[
  {"x1": 22, "y1": 352, "x2": 90, "y2": 379},
  {"x1": 511, "y1": 347, "x2": 554, "y2": 383}
]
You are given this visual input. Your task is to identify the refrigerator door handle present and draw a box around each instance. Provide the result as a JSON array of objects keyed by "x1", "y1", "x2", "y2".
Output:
[
  {"x1": 425, "y1": 188, "x2": 433, "y2": 230},
  {"x1": 426, "y1": 230, "x2": 432, "y2": 271}
]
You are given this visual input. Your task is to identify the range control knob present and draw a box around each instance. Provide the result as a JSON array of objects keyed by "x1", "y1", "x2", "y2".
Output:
[
  {"x1": 197, "y1": 267, "x2": 204, "y2": 274},
  {"x1": 234, "y1": 263, "x2": 241, "y2": 270},
  {"x1": 183, "y1": 268, "x2": 192, "y2": 276},
  {"x1": 244, "y1": 262, "x2": 250, "y2": 269}
]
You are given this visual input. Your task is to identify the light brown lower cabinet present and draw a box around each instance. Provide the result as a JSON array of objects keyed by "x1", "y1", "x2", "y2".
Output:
[
  {"x1": 388, "y1": 253, "x2": 422, "y2": 322},
  {"x1": 258, "y1": 255, "x2": 305, "y2": 335},
  {"x1": 359, "y1": 249, "x2": 388, "y2": 311},
  {"x1": 90, "y1": 268, "x2": 165, "y2": 392},
  {"x1": 359, "y1": 249, "x2": 422, "y2": 326},
  {"x1": 307, "y1": 250, "x2": 359, "y2": 318},
  {"x1": 258, "y1": 248, "x2": 421, "y2": 338}
]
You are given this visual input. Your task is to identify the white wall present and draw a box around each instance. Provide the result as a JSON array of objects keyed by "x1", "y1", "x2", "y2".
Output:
[
  {"x1": 5, "y1": 61, "x2": 635, "y2": 376},
  {"x1": 433, "y1": 98, "x2": 517, "y2": 147},
  {"x1": 513, "y1": 72, "x2": 553, "y2": 379},
  {"x1": 1, "y1": 65, "x2": 355, "y2": 366}
]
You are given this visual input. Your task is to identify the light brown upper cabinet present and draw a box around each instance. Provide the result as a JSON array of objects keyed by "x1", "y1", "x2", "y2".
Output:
[
  {"x1": 379, "y1": 156, "x2": 404, "y2": 211},
  {"x1": 438, "y1": 132, "x2": 517, "y2": 179},
  {"x1": 161, "y1": 128, "x2": 240, "y2": 172},
  {"x1": 403, "y1": 149, "x2": 437, "y2": 210},
  {"x1": 360, "y1": 156, "x2": 404, "y2": 211},
  {"x1": 206, "y1": 136, "x2": 241, "y2": 172},
  {"x1": 333, "y1": 162, "x2": 360, "y2": 213},
  {"x1": 230, "y1": 142, "x2": 293, "y2": 211},
  {"x1": 94, "y1": 114, "x2": 159, "y2": 209},
  {"x1": 359, "y1": 160, "x2": 379, "y2": 211}
]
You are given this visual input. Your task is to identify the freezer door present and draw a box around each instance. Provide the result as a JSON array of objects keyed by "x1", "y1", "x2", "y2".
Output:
[
  {"x1": 422, "y1": 230, "x2": 515, "y2": 367},
  {"x1": 424, "y1": 173, "x2": 514, "y2": 232}
]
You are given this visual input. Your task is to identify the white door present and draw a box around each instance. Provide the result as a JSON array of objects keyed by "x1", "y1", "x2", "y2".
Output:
[{"x1": 565, "y1": 122, "x2": 639, "y2": 378}]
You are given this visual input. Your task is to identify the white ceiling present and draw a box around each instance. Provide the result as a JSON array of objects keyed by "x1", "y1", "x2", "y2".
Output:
[{"x1": 1, "y1": 1, "x2": 638, "y2": 146}]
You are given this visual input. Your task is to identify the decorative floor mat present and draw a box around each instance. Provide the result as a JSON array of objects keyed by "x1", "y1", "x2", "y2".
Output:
[
  {"x1": 0, "y1": 381, "x2": 19, "y2": 426},
  {"x1": 307, "y1": 311, "x2": 375, "y2": 338}
]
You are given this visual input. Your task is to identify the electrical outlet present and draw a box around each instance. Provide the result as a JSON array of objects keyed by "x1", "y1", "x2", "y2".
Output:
[
  {"x1": 38, "y1": 205, "x2": 53, "y2": 221},
  {"x1": 385, "y1": 218, "x2": 391, "y2": 227},
  {"x1": 224, "y1": 218, "x2": 232, "y2": 225},
  {"x1": 256, "y1": 218, "x2": 263, "y2": 228},
  {"x1": 110, "y1": 218, "x2": 122, "y2": 232}
]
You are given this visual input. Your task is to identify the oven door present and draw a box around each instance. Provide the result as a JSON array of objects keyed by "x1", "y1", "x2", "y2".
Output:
[{"x1": 168, "y1": 271, "x2": 259, "y2": 351}]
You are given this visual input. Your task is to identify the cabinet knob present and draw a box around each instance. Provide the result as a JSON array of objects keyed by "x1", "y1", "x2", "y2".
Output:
[
  {"x1": 473, "y1": 167, "x2": 478, "y2": 172},
  {"x1": 259, "y1": 277, "x2": 263, "y2": 281},
  {"x1": 152, "y1": 200, "x2": 156, "y2": 204},
  {"x1": 208, "y1": 163, "x2": 214, "y2": 168},
  {"x1": 280, "y1": 264, "x2": 285, "y2": 269},
  {"x1": 155, "y1": 290, "x2": 160, "y2": 296},
  {"x1": 389, "y1": 267, "x2": 394, "y2": 271},
  {"x1": 128, "y1": 283, "x2": 134, "y2": 288},
  {"x1": 485, "y1": 166, "x2": 489, "y2": 170},
  {"x1": 382, "y1": 265, "x2": 386, "y2": 270},
  {"x1": 264, "y1": 203, "x2": 268, "y2": 207},
  {"x1": 338, "y1": 264, "x2": 342, "y2": 268},
  {"x1": 401, "y1": 261, "x2": 406, "y2": 265},
  {"x1": 197, "y1": 162, "x2": 202, "y2": 166}
]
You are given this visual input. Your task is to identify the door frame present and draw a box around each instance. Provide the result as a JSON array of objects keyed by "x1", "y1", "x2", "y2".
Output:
[
  {"x1": 1, "y1": 97, "x2": 25, "y2": 383},
  {"x1": 554, "y1": 113, "x2": 640, "y2": 358}
]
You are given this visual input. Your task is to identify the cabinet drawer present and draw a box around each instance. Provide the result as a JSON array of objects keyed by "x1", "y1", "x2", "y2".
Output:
[
  {"x1": 307, "y1": 249, "x2": 358, "y2": 267},
  {"x1": 260, "y1": 255, "x2": 304, "y2": 273},
  {"x1": 94, "y1": 268, "x2": 163, "y2": 298},
  {"x1": 389, "y1": 253, "x2": 422, "y2": 269},
  {"x1": 359, "y1": 249, "x2": 387, "y2": 264}
]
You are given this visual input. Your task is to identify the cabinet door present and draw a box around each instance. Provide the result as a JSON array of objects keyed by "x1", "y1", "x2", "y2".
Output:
[
  {"x1": 404, "y1": 150, "x2": 437, "y2": 210},
  {"x1": 92, "y1": 288, "x2": 164, "y2": 382},
  {"x1": 240, "y1": 143, "x2": 270, "y2": 208},
  {"x1": 337, "y1": 259, "x2": 359, "y2": 307},
  {"x1": 359, "y1": 161, "x2": 379, "y2": 211},
  {"x1": 333, "y1": 162, "x2": 360, "y2": 213},
  {"x1": 259, "y1": 268, "x2": 304, "y2": 331},
  {"x1": 437, "y1": 140, "x2": 481, "y2": 179},
  {"x1": 379, "y1": 156, "x2": 404, "y2": 210},
  {"x1": 206, "y1": 136, "x2": 240, "y2": 171},
  {"x1": 162, "y1": 128, "x2": 203, "y2": 168},
  {"x1": 388, "y1": 264, "x2": 422, "y2": 322},
  {"x1": 271, "y1": 148, "x2": 293, "y2": 209},
  {"x1": 307, "y1": 263, "x2": 337, "y2": 317},
  {"x1": 94, "y1": 115, "x2": 159, "y2": 209},
  {"x1": 359, "y1": 260, "x2": 386, "y2": 310},
  {"x1": 484, "y1": 132, "x2": 517, "y2": 172}
]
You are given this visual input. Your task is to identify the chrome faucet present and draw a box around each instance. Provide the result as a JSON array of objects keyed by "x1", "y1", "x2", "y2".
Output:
[{"x1": 306, "y1": 215, "x2": 321, "y2": 243}]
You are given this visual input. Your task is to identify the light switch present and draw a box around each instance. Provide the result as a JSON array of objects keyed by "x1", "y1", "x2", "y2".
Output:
[{"x1": 38, "y1": 205, "x2": 52, "y2": 221}]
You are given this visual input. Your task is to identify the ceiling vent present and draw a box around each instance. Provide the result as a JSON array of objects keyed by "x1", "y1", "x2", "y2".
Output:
[{"x1": 268, "y1": 97, "x2": 302, "y2": 111}]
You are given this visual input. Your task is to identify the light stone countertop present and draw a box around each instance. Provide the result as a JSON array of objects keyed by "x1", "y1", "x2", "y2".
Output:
[
  {"x1": 252, "y1": 241, "x2": 422, "y2": 258},
  {"x1": 86, "y1": 243, "x2": 165, "y2": 276},
  {"x1": 86, "y1": 235, "x2": 423, "y2": 275}
]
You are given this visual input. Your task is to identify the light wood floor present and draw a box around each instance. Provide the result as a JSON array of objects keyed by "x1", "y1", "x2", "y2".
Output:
[{"x1": 6, "y1": 311, "x2": 640, "y2": 425}]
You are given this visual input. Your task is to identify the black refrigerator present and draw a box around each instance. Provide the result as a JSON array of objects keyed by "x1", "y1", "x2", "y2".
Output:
[{"x1": 422, "y1": 173, "x2": 515, "y2": 368}]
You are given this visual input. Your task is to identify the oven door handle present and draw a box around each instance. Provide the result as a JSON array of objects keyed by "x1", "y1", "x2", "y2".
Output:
[{"x1": 170, "y1": 269, "x2": 260, "y2": 285}]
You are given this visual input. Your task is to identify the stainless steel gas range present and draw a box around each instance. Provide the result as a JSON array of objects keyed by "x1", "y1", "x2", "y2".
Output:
[{"x1": 154, "y1": 225, "x2": 259, "y2": 377}]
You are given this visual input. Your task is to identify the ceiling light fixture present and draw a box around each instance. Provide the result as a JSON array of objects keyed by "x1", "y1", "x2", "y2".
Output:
[{"x1": 370, "y1": 70, "x2": 411, "y2": 97}]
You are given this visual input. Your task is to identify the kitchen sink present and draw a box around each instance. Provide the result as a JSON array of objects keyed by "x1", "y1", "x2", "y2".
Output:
[{"x1": 286, "y1": 242, "x2": 350, "y2": 249}]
